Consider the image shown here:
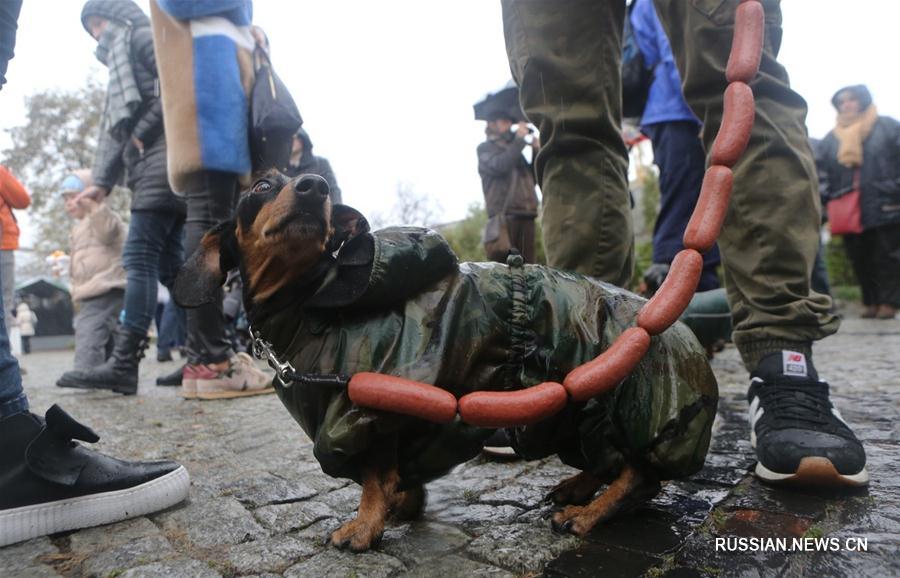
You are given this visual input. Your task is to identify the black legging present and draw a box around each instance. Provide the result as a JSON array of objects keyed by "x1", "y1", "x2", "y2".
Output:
[{"x1": 184, "y1": 171, "x2": 239, "y2": 365}]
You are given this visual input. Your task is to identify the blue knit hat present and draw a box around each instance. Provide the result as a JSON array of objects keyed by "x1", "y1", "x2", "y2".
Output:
[{"x1": 60, "y1": 175, "x2": 85, "y2": 194}]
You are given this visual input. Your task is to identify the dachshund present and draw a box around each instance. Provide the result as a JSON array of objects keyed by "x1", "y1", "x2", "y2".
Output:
[{"x1": 174, "y1": 171, "x2": 718, "y2": 552}]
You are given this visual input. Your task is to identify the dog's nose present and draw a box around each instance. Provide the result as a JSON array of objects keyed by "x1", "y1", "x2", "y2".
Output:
[{"x1": 293, "y1": 174, "x2": 330, "y2": 199}]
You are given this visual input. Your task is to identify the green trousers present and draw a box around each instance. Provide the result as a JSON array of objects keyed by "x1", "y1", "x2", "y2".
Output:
[{"x1": 501, "y1": 0, "x2": 839, "y2": 369}]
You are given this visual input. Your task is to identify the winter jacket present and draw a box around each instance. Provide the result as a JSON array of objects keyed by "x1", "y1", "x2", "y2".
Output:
[
  {"x1": 81, "y1": 0, "x2": 185, "y2": 216},
  {"x1": 630, "y1": 0, "x2": 699, "y2": 128},
  {"x1": 818, "y1": 115, "x2": 900, "y2": 230},
  {"x1": 69, "y1": 203, "x2": 127, "y2": 303},
  {"x1": 252, "y1": 228, "x2": 717, "y2": 486},
  {"x1": 283, "y1": 129, "x2": 342, "y2": 204},
  {"x1": 477, "y1": 134, "x2": 539, "y2": 218},
  {"x1": 150, "y1": 0, "x2": 256, "y2": 193},
  {"x1": 0, "y1": 166, "x2": 30, "y2": 250}
]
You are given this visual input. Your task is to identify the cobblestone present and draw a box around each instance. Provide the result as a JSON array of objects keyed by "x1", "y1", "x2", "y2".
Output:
[{"x1": 3, "y1": 316, "x2": 897, "y2": 576}]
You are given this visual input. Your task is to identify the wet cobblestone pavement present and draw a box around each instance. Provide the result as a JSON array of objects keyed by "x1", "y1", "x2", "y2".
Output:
[{"x1": 2, "y1": 316, "x2": 898, "y2": 577}]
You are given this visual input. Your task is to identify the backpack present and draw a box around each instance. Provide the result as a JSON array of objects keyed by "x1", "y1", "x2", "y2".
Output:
[{"x1": 621, "y1": 4, "x2": 654, "y2": 119}]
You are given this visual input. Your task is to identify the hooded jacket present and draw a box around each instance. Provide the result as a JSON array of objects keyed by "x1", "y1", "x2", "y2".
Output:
[
  {"x1": 817, "y1": 85, "x2": 900, "y2": 229},
  {"x1": 69, "y1": 203, "x2": 127, "y2": 303},
  {"x1": 0, "y1": 166, "x2": 30, "y2": 250},
  {"x1": 252, "y1": 227, "x2": 717, "y2": 486},
  {"x1": 81, "y1": 0, "x2": 185, "y2": 216},
  {"x1": 477, "y1": 132, "x2": 539, "y2": 218},
  {"x1": 283, "y1": 128, "x2": 342, "y2": 205}
]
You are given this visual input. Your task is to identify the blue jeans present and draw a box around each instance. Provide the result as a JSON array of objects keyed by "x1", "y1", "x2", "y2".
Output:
[
  {"x1": 121, "y1": 211, "x2": 185, "y2": 334},
  {"x1": 158, "y1": 298, "x2": 186, "y2": 352},
  {"x1": 0, "y1": 259, "x2": 27, "y2": 419},
  {"x1": 643, "y1": 120, "x2": 722, "y2": 291}
]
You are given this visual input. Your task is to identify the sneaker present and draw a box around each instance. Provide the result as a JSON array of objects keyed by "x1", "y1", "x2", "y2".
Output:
[
  {"x1": 194, "y1": 354, "x2": 274, "y2": 400},
  {"x1": 0, "y1": 405, "x2": 189, "y2": 547},
  {"x1": 747, "y1": 351, "x2": 868, "y2": 488}
]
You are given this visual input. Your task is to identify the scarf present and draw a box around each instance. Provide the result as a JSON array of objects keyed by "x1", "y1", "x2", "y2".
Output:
[
  {"x1": 96, "y1": 22, "x2": 142, "y2": 140},
  {"x1": 833, "y1": 104, "x2": 879, "y2": 168}
]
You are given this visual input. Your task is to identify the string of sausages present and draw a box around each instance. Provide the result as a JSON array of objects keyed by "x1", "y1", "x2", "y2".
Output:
[{"x1": 348, "y1": 1, "x2": 765, "y2": 428}]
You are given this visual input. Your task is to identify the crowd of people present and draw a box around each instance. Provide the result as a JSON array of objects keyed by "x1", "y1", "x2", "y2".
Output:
[{"x1": 0, "y1": 0, "x2": 896, "y2": 550}]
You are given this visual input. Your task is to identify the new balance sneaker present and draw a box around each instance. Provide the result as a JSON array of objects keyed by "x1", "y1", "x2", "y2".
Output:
[
  {"x1": 194, "y1": 354, "x2": 274, "y2": 400},
  {"x1": 0, "y1": 405, "x2": 190, "y2": 547},
  {"x1": 747, "y1": 351, "x2": 868, "y2": 488}
]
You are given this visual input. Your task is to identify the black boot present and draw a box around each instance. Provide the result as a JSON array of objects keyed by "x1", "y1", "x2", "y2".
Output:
[
  {"x1": 156, "y1": 364, "x2": 186, "y2": 386},
  {"x1": 56, "y1": 326, "x2": 149, "y2": 395},
  {"x1": 0, "y1": 405, "x2": 189, "y2": 547}
]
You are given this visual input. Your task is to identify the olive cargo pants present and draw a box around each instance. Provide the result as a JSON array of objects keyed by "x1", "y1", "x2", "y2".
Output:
[{"x1": 501, "y1": 0, "x2": 838, "y2": 369}]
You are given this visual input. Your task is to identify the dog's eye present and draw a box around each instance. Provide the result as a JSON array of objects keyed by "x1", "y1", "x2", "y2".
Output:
[{"x1": 252, "y1": 179, "x2": 272, "y2": 193}]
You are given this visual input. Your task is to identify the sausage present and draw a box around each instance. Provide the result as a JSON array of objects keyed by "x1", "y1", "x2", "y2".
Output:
[
  {"x1": 637, "y1": 249, "x2": 704, "y2": 335},
  {"x1": 348, "y1": 372, "x2": 458, "y2": 424},
  {"x1": 458, "y1": 382, "x2": 568, "y2": 428},
  {"x1": 709, "y1": 82, "x2": 755, "y2": 167},
  {"x1": 563, "y1": 327, "x2": 651, "y2": 402},
  {"x1": 683, "y1": 165, "x2": 733, "y2": 253},
  {"x1": 726, "y1": 1, "x2": 765, "y2": 83}
]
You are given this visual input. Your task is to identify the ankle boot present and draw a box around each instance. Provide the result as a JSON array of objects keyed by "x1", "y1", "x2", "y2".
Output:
[
  {"x1": 56, "y1": 326, "x2": 149, "y2": 395},
  {"x1": 876, "y1": 304, "x2": 896, "y2": 319},
  {"x1": 0, "y1": 405, "x2": 189, "y2": 547}
]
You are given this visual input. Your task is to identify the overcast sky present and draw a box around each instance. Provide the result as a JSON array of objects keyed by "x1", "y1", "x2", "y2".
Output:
[{"x1": 2, "y1": 1, "x2": 899, "y2": 246}]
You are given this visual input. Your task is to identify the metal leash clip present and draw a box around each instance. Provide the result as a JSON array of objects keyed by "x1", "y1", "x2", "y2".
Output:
[{"x1": 249, "y1": 325, "x2": 297, "y2": 388}]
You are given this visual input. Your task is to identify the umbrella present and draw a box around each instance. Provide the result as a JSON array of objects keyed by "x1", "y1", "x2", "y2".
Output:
[{"x1": 473, "y1": 80, "x2": 527, "y2": 122}]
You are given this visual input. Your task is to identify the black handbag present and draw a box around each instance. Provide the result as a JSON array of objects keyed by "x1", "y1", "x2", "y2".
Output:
[{"x1": 249, "y1": 48, "x2": 303, "y2": 172}]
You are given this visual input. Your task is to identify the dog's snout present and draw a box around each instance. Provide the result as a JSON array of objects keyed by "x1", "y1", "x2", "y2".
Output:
[{"x1": 294, "y1": 174, "x2": 330, "y2": 199}]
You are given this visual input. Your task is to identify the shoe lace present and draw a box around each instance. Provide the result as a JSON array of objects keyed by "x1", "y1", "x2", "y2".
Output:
[{"x1": 755, "y1": 379, "x2": 837, "y2": 430}]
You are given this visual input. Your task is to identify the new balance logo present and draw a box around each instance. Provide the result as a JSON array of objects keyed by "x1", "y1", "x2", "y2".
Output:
[{"x1": 782, "y1": 351, "x2": 808, "y2": 377}]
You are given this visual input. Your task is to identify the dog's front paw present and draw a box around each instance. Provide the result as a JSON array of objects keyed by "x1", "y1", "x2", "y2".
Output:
[
  {"x1": 550, "y1": 506, "x2": 595, "y2": 536},
  {"x1": 330, "y1": 518, "x2": 384, "y2": 552}
]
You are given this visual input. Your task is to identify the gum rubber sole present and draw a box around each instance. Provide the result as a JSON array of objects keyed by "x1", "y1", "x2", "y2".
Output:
[{"x1": 755, "y1": 457, "x2": 869, "y2": 488}]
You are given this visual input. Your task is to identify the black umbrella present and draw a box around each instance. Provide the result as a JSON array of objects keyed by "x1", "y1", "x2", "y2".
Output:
[{"x1": 473, "y1": 80, "x2": 527, "y2": 122}]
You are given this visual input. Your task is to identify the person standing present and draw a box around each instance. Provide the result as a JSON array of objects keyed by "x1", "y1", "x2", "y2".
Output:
[
  {"x1": 630, "y1": 0, "x2": 720, "y2": 291},
  {"x1": 500, "y1": 0, "x2": 865, "y2": 489},
  {"x1": 0, "y1": 165, "x2": 30, "y2": 330},
  {"x1": 150, "y1": 0, "x2": 271, "y2": 398},
  {"x1": 15, "y1": 302, "x2": 36, "y2": 354},
  {"x1": 477, "y1": 112, "x2": 540, "y2": 264},
  {"x1": 56, "y1": 0, "x2": 187, "y2": 395},
  {"x1": 283, "y1": 128, "x2": 343, "y2": 205},
  {"x1": 817, "y1": 85, "x2": 900, "y2": 320},
  {"x1": 57, "y1": 171, "x2": 127, "y2": 373}
]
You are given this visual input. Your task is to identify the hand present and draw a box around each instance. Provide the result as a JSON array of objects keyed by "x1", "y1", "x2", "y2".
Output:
[
  {"x1": 515, "y1": 122, "x2": 530, "y2": 138},
  {"x1": 131, "y1": 136, "x2": 144, "y2": 155},
  {"x1": 76, "y1": 185, "x2": 108, "y2": 203}
]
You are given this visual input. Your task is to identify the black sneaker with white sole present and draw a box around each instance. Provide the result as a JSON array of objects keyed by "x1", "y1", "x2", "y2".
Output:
[
  {"x1": 747, "y1": 351, "x2": 868, "y2": 488},
  {"x1": 0, "y1": 405, "x2": 190, "y2": 547}
]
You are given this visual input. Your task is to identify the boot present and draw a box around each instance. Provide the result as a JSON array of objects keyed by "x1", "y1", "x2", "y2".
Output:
[
  {"x1": 156, "y1": 364, "x2": 186, "y2": 386},
  {"x1": 0, "y1": 405, "x2": 189, "y2": 547},
  {"x1": 56, "y1": 325, "x2": 149, "y2": 395}
]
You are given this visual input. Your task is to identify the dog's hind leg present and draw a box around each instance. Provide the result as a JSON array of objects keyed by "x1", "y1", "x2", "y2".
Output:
[
  {"x1": 331, "y1": 440, "x2": 399, "y2": 552},
  {"x1": 546, "y1": 471, "x2": 603, "y2": 505},
  {"x1": 551, "y1": 464, "x2": 660, "y2": 536}
]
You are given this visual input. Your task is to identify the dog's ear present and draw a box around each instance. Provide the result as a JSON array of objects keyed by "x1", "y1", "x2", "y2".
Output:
[
  {"x1": 327, "y1": 204, "x2": 370, "y2": 253},
  {"x1": 173, "y1": 220, "x2": 239, "y2": 307}
]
